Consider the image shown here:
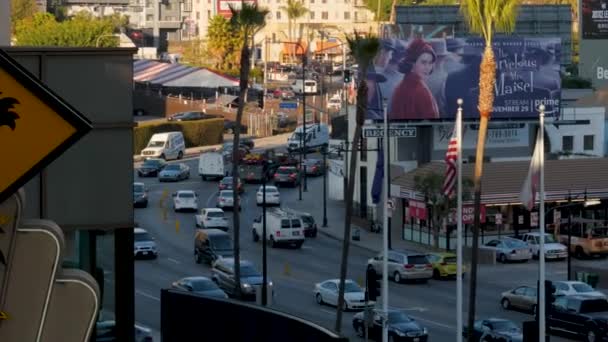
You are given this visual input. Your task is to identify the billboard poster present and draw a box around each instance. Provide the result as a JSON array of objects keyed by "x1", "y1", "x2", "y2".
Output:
[
  {"x1": 582, "y1": 0, "x2": 608, "y2": 39},
  {"x1": 216, "y1": 0, "x2": 256, "y2": 17},
  {"x1": 433, "y1": 123, "x2": 529, "y2": 150},
  {"x1": 366, "y1": 36, "x2": 562, "y2": 122}
]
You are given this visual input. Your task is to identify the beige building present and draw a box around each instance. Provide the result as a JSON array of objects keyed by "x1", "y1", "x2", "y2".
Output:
[{"x1": 191, "y1": 0, "x2": 376, "y2": 62}]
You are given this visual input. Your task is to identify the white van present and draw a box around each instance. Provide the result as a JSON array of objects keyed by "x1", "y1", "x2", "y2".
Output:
[
  {"x1": 140, "y1": 132, "x2": 185, "y2": 160},
  {"x1": 199, "y1": 151, "x2": 226, "y2": 180},
  {"x1": 287, "y1": 123, "x2": 329, "y2": 153},
  {"x1": 291, "y1": 79, "x2": 318, "y2": 94},
  {"x1": 251, "y1": 208, "x2": 305, "y2": 248}
]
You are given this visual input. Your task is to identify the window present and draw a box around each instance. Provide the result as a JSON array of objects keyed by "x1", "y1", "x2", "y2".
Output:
[
  {"x1": 584, "y1": 135, "x2": 594, "y2": 150},
  {"x1": 207, "y1": 10, "x2": 211, "y2": 18},
  {"x1": 322, "y1": 0, "x2": 326, "y2": 3},
  {"x1": 354, "y1": 11, "x2": 358, "y2": 21},
  {"x1": 321, "y1": 11, "x2": 328, "y2": 20},
  {"x1": 310, "y1": 0, "x2": 314, "y2": 2},
  {"x1": 145, "y1": 0, "x2": 152, "y2": 6},
  {"x1": 165, "y1": 16, "x2": 177, "y2": 21},
  {"x1": 196, "y1": 11, "x2": 200, "y2": 19},
  {"x1": 165, "y1": 2, "x2": 172, "y2": 9},
  {"x1": 562, "y1": 135, "x2": 573, "y2": 151},
  {"x1": 146, "y1": 14, "x2": 153, "y2": 21},
  {"x1": 344, "y1": 11, "x2": 350, "y2": 20},
  {"x1": 276, "y1": 11, "x2": 281, "y2": 20},
  {"x1": 309, "y1": 11, "x2": 315, "y2": 20}
]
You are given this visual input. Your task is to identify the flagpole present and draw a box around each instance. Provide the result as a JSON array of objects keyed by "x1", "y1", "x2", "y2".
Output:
[
  {"x1": 539, "y1": 105, "x2": 546, "y2": 342},
  {"x1": 382, "y1": 106, "x2": 389, "y2": 342},
  {"x1": 456, "y1": 99, "x2": 464, "y2": 342}
]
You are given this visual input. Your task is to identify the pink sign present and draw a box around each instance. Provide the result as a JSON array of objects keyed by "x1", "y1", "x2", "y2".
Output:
[
  {"x1": 461, "y1": 205, "x2": 486, "y2": 225},
  {"x1": 408, "y1": 200, "x2": 427, "y2": 220}
]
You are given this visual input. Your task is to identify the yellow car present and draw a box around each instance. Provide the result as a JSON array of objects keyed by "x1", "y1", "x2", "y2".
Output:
[{"x1": 426, "y1": 253, "x2": 466, "y2": 279}]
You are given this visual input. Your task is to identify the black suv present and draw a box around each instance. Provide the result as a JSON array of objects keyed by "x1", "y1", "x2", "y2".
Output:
[
  {"x1": 137, "y1": 158, "x2": 166, "y2": 177},
  {"x1": 549, "y1": 295, "x2": 608, "y2": 341}
]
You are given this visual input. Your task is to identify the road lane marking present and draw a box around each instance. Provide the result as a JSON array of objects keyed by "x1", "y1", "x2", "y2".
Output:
[
  {"x1": 320, "y1": 309, "x2": 335, "y2": 316},
  {"x1": 135, "y1": 289, "x2": 160, "y2": 301},
  {"x1": 167, "y1": 258, "x2": 180, "y2": 264},
  {"x1": 206, "y1": 191, "x2": 217, "y2": 207},
  {"x1": 409, "y1": 315, "x2": 453, "y2": 330}
]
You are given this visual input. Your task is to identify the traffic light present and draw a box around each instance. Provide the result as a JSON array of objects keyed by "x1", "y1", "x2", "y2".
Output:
[
  {"x1": 258, "y1": 92, "x2": 264, "y2": 108},
  {"x1": 343, "y1": 69, "x2": 351, "y2": 83},
  {"x1": 366, "y1": 267, "x2": 381, "y2": 301}
]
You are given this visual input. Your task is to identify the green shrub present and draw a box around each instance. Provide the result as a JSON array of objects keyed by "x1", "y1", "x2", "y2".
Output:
[{"x1": 134, "y1": 118, "x2": 224, "y2": 154}]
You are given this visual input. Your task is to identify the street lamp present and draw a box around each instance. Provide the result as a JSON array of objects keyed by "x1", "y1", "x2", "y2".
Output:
[{"x1": 261, "y1": 161, "x2": 269, "y2": 306}]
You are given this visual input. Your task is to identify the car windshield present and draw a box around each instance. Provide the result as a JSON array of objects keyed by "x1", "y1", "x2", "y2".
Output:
[
  {"x1": 134, "y1": 232, "x2": 152, "y2": 242},
  {"x1": 301, "y1": 216, "x2": 314, "y2": 224},
  {"x1": 492, "y1": 320, "x2": 519, "y2": 331},
  {"x1": 143, "y1": 160, "x2": 161, "y2": 167},
  {"x1": 178, "y1": 193, "x2": 194, "y2": 198},
  {"x1": 221, "y1": 191, "x2": 233, "y2": 197},
  {"x1": 344, "y1": 282, "x2": 361, "y2": 293},
  {"x1": 207, "y1": 211, "x2": 224, "y2": 218},
  {"x1": 504, "y1": 239, "x2": 527, "y2": 248},
  {"x1": 222, "y1": 177, "x2": 233, "y2": 184},
  {"x1": 165, "y1": 165, "x2": 180, "y2": 171},
  {"x1": 211, "y1": 237, "x2": 232, "y2": 250},
  {"x1": 260, "y1": 187, "x2": 277, "y2": 193},
  {"x1": 580, "y1": 299, "x2": 608, "y2": 313},
  {"x1": 543, "y1": 235, "x2": 558, "y2": 243},
  {"x1": 190, "y1": 279, "x2": 218, "y2": 291},
  {"x1": 408, "y1": 255, "x2": 429, "y2": 265},
  {"x1": 240, "y1": 265, "x2": 259, "y2": 277},
  {"x1": 133, "y1": 184, "x2": 144, "y2": 193},
  {"x1": 388, "y1": 311, "x2": 412, "y2": 324},
  {"x1": 572, "y1": 283, "x2": 595, "y2": 293},
  {"x1": 147, "y1": 141, "x2": 165, "y2": 148}
]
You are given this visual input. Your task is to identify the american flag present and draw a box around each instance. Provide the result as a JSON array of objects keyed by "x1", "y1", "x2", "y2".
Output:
[{"x1": 442, "y1": 127, "x2": 458, "y2": 198}]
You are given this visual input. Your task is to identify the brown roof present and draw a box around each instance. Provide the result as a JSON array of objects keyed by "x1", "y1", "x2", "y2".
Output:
[{"x1": 392, "y1": 158, "x2": 608, "y2": 204}]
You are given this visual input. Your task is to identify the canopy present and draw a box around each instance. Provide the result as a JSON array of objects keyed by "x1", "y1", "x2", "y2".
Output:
[{"x1": 133, "y1": 60, "x2": 239, "y2": 88}]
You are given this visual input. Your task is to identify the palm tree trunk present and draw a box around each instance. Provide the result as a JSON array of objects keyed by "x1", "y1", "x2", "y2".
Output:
[
  {"x1": 466, "y1": 45, "x2": 495, "y2": 341},
  {"x1": 232, "y1": 38, "x2": 252, "y2": 299},
  {"x1": 335, "y1": 71, "x2": 368, "y2": 333}
]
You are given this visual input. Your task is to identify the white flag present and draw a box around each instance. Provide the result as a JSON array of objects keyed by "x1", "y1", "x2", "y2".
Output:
[{"x1": 519, "y1": 129, "x2": 542, "y2": 210}]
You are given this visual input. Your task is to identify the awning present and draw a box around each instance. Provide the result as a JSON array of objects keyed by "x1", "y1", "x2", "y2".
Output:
[
  {"x1": 282, "y1": 42, "x2": 308, "y2": 56},
  {"x1": 392, "y1": 158, "x2": 608, "y2": 205},
  {"x1": 133, "y1": 60, "x2": 239, "y2": 88},
  {"x1": 314, "y1": 41, "x2": 342, "y2": 55},
  {"x1": 162, "y1": 68, "x2": 238, "y2": 88}
]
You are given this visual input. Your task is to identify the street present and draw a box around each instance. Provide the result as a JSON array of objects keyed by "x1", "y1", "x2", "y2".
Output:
[{"x1": 124, "y1": 155, "x2": 581, "y2": 341}]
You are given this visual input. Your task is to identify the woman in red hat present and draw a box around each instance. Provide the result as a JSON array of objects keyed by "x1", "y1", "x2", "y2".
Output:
[{"x1": 389, "y1": 38, "x2": 439, "y2": 120}]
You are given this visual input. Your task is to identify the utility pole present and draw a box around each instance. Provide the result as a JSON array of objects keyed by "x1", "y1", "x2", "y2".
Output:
[
  {"x1": 261, "y1": 162, "x2": 268, "y2": 306},
  {"x1": 323, "y1": 145, "x2": 328, "y2": 227},
  {"x1": 567, "y1": 190, "x2": 572, "y2": 281},
  {"x1": 153, "y1": 0, "x2": 160, "y2": 51}
]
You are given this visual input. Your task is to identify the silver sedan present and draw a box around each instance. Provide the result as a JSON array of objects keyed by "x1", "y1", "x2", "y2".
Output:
[{"x1": 481, "y1": 238, "x2": 533, "y2": 263}]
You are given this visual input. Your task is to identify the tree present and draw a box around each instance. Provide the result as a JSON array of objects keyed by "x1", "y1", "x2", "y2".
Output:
[
  {"x1": 14, "y1": 12, "x2": 123, "y2": 47},
  {"x1": 460, "y1": 0, "x2": 520, "y2": 340},
  {"x1": 279, "y1": 0, "x2": 308, "y2": 61},
  {"x1": 334, "y1": 31, "x2": 380, "y2": 333},
  {"x1": 228, "y1": 2, "x2": 269, "y2": 299},
  {"x1": 11, "y1": 0, "x2": 38, "y2": 30},
  {"x1": 414, "y1": 172, "x2": 473, "y2": 248},
  {"x1": 207, "y1": 15, "x2": 243, "y2": 71}
]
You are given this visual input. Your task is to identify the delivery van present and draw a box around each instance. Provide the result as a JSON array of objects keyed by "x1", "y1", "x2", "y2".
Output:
[
  {"x1": 291, "y1": 79, "x2": 318, "y2": 94},
  {"x1": 140, "y1": 132, "x2": 186, "y2": 160},
  {"x1": 199, "y1": 151, "x2": 226, "y2": 180},
  {"x1": 287, "y1": 124, "x2": 329, "y2": 153}
]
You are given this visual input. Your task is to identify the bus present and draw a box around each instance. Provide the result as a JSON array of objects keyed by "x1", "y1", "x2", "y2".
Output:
[{"x1": 554, "y1": 217, "x2": 608, "y2": 258}]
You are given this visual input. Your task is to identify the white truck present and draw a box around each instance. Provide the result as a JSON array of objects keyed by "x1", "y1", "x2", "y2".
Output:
[
  {"x1": 520, "y1": 232, "x2": 568, "y2": 260},
  {"x1": 251, "y1": 208, "x2": 305, "y2": 248},
  {"x1": 290, "y1": 79, "x2": 318, "y2": 94},
  {"x1": 198, "y1": 151, "x2": 226, "y2": 180},
  {"x1": 194, "y1": 208, "x2": 229, "y2": 231},
  {"x1": 287, "y1": 123, "x2": 329, "y2": 153}
]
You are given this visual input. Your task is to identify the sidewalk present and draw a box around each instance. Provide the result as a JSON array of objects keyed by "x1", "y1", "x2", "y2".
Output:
[{"x1": 133, "y1": 133, "x2": 292, "y2": 162}]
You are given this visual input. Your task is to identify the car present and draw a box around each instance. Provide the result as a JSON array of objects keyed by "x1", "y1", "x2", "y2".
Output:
[
  {"x1": 549, "y1": 295, "x2": 608, "y2": 341},
  {"x1": 252, "y1": 208, "x2": 305, "y2": 248},
  {"x1": 553, "y1": 281, "x2": 607, "y2": 299},
  {"x1": 273, "y1": 166, "x2": 300, "y2": 187},
  {"x1": 273, "y1": 86, "x2": 295, "y2": 99},
  {"x1": 219, "y1": 177, "x2": 244, "y2": 193},
  {"x1": 137, "y1": 158, "x2": 166, "y2": 177},
  {"x1": 159, "y1": 163, "x2": 190, "y2": 182},
  {"x1": 520, "y1": 232, "x2": 568, "y2": 260},
  {"x1": 222, "y1": 142, "x2": 250, "y2": 160},
  {"x1": 167, "y1": 111, "x2": 206, "y2": 121},
  {"x1": 195, "y1": 208, "x2": 229, "y2": 230},
  {"x1": 500, "y1": 285, "x2": 538, "y2": 314},
  {"x1": 463, "y1": 318, "x2": 522, "y2": 342},
  {"x1": 133, "y1": 182, "x2": 148, "y2": 208},
  {"x1": 171, "y1": 276, "x2": 228, "y2": 299},
  {"x1": 314, "y1": 279, "x2": 373, "y2": 311},
  {"x1": 353, "y1": 308, "x2": 428, "y2": 341},
  {"x1": 134, "y1": 228, "x2": 157, "y2": 259},
  {"x1": 240, "y1": 137, "x2": 255, "y2": 149},
  {"x1": 367, "y1": 250, "x2": 433, "y2": 283},
  {"x1": 303, "y1": 159, "x2": 325, "y2": 176},
  {"x1": 256, "y1": 185, "x2": 280, "y2": 206},
  {"x1": 426, "y1": 252, "x2": 466, "y2": 279},
  {"x1": 211, "y1": 258, "x2": 273, "y2": 300},
  {"x1": 217, "y1": 190, "x2": 240, "y2": 210},
  {"x1": 281, "y1": 208, "x2": 317, "y2": 237},
  {"x1": 194, "y1": 229, "x2": 234, "y2": 265},
  {"x1": 96, "y1": 319, "x2": 154, "y2": 342},
  {"x1": 172, "y1": 190, "x2": 198, "y2": 212},
  {"x1": 480, "y1": 238, "x2": 533, "y2": 263}
]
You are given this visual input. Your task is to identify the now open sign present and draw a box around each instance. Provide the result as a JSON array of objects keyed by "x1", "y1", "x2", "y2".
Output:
[{"x1": 461, "y1": 205, "x2": 486, "y2": 224}]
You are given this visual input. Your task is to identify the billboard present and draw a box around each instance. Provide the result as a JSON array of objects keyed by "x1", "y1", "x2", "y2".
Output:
[
  {"x1": 433, "y1": 123, "x2": 529, "y2": 150},
  {"x1": 582, "y1": 0, "x2": 608, "y2": 39},
  {"x1": 366, "y1": 37, "x2": 561, "y2": 121},
  {"x1": 579, "y1": 40, "x2": 608, "y2": 88},
  {"x1": 217, "y1": 0, "x2": 256, "y2": 18}
]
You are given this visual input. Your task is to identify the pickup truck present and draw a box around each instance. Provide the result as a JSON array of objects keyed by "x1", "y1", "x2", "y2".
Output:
[
  {"x1": 194, "y1": 208, "x2": 229, "y2": 231},
  {"x1": 519, "y1": 232, "x2": 568, "y2": 260},
  {"x1": 549, "y1": 295, "x2": 608, "y2": 341}
]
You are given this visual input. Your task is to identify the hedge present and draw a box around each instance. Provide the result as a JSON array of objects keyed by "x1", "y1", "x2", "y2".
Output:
[{"x1": 134, "y1": 118, "x2": 224, "y2": 154}]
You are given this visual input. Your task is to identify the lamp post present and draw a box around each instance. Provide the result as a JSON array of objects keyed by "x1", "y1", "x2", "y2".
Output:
[
  {"x1": 322, "y1": 144, "x2": 328, "y2": 227},
  {"x1": 261, "y1": 161, "x2": 268, "y2": 306}
]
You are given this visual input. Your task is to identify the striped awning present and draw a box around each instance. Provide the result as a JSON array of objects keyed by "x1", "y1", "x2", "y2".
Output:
[{"x1": 133, "y1": 60, "x2": 238, "y2": 88}]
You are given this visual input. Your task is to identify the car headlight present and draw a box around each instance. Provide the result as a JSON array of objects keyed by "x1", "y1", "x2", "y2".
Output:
[
  {"x1": 241, "y1": 283, "x2": 251, "y2": 289},
  {"x1": 268, "y1": 281, "x2": 273, "y2": 287},
  {"x1": 422, "y1": 328, "x2": 428, "y2": 334}
]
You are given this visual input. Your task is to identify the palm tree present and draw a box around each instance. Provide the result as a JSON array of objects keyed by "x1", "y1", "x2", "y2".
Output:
[
  {"x1": 279, "y1": 0, "x2": 308, "y2": 62},
  {"x1": 460, "y1": 0, "x2": 520, "y2": 339},
  {"x1": 228, "y1": 2, "x2": 269, "y2": 298},
  {"x1": 334, "y1": 31, "x2": 380, "y2": 333}
]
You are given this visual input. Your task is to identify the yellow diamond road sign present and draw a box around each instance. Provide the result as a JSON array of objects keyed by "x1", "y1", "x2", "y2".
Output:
[{"x1": 0, "y1": 50, "x2": 91, "y2": 203}]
